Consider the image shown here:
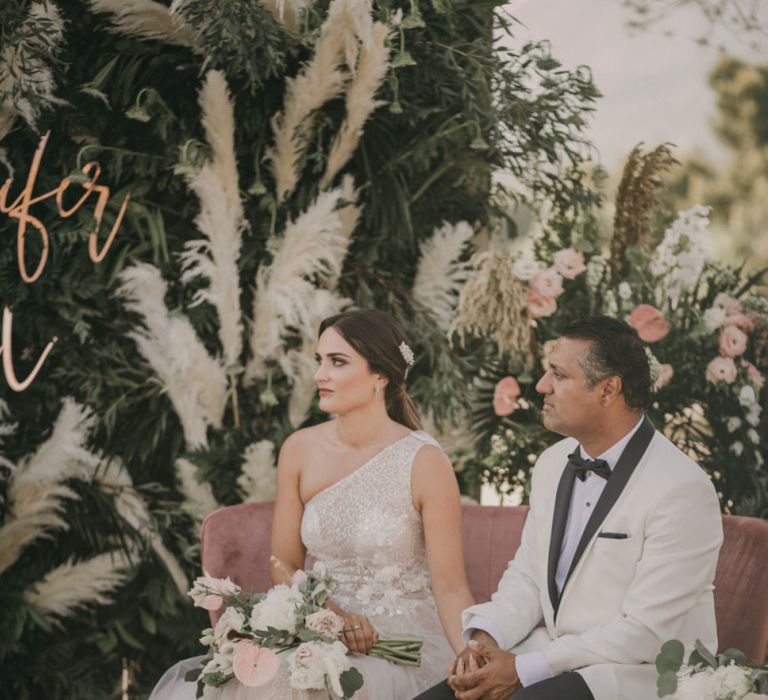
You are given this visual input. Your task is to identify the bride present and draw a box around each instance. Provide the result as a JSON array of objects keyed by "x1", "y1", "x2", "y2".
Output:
[{"x1": 150, "y1": 309, "x2": 474, "y2": 698}]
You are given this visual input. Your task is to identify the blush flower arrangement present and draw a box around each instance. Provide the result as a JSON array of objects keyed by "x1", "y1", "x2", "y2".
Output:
[
  {"x1": 184, "y1": 563, "x2": 421, "y2": 699},
  {"x1": 452, "y1": 145, "x2": 766, "y2": 514}
]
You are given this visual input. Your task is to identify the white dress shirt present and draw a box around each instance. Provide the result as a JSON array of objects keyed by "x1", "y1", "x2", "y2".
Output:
[{"x1": 464, "y1": 417, "x2": 645, "y2": 687}]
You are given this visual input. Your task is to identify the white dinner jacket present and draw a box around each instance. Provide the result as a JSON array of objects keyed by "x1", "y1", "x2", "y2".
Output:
[{"x1": 462, "y1": 418, "x2": 723, "y2": 700}]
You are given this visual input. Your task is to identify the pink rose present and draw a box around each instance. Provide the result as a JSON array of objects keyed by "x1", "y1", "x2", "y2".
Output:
[
  {"x1": 741, "y1": 360, "x2": 765, "y2": 390},
  {"x1": 653, "y1": 364, "x2": 674, "y2": 391},
  {"x1": 706, "y1": 356, "x2": 737, "y2": 385},
  {"x1": 628, "y1": 304, "x2": 670, "y2": 343},
  {"x1": 195, "y1": 595, "x2": 224, "y2": 611},
  {"x1": 525, "y1": 288, "x2": 557, "y2": 319},
  {"x1": 719, "y1": 325, "x2": 748, "y2": 357},
  {"x1": 724, "y1": 311, "x2": 755, "y2": 333},
  {"x1": 529, "y1": 268, "x2": 564, "y2": 298},
  {"x1": 232, "y1": 642, "x2": 280, "y2": 687},
  {"x1": 553, "y1": 248, "x2": 586, "y2": 280},
  {"x1": 493, "y1": 377, "x2": 521, "y2": 416}
]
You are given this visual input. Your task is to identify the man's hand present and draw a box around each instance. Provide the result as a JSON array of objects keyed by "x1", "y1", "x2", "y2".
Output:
[
  {"x1": 449, "y1": 641, "x2": 523, "y2": 699},
  {"x1": 448, "y1": 630, "x2": 498, "y2": 677}
]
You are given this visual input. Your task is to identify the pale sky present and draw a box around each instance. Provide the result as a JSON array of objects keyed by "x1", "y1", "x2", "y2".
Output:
[{"x1": 506, "y1": 0, "x2": 768, "y2": 172}]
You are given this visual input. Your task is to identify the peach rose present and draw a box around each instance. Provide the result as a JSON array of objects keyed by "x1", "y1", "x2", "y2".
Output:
[
  {"x1": 493, "y1": 377, "x2": 521, "y2": 416},
  {"x1": 525, "y1": 288, "x2": 557, "y2": 319},
  {"x1": 628, "y1": 304, "x2": 670, "y2": 343},
  {"x1": 653, "y1": 364, "x2": 674, "y2": 391},
  {"x1": 553, "y1": 248, "x2": 586, "y2": 280},
  {"x1": 304, "y1": 609, "x2": 344, "y2": 639},
  {"x1": 706, "y1": 356, "x2": 737, "y2": 385},
  {"x1": 719, "y1": 325, "x2": 748, "y2": 357},
  {"x1": 529, "y1": 268, "x2": 564, "y2": 299},
  {"x1": 741, "y1": 360, "x2": 765, "y2": 390},
  {"x1": 232, "y1": 642, "x2": 280, "y2": 687}
]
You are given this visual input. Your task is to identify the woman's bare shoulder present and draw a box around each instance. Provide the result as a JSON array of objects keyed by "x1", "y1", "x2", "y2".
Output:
[{"x1": 280, "y1": 422, "x2": 333, "y2": 459}]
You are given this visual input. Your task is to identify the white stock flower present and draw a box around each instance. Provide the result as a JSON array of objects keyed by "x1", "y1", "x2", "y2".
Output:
[
  {"x1": 757, "y1": 452, "x2": 765, "y2": 468},
  {"x1": 199, "y1": 627, "x2": 215, "y2": 646},
  {"x1": 730, "y1": 442, "x2": 744, "y2": 457},
  {"x1": 726, "y1": 417, "x2": 742, "y2": 433},
  {"x1": 651, "y1": 205, "x2": 710, "y2": 306},
  {"x1": 249, "y1": 584, "x2": 302, "y2": 634},
  {"x1": 618, "y1": 282, "x2": 632, "y2": 301},
  {"x1": 585, "y1": 255, "x2": 607, "y2": 290},
  {"x1": 747, "y1": 429, "x2": 760, "y2": 445}
]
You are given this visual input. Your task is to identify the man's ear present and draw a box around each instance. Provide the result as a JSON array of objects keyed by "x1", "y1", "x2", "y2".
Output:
[{"x1": 600, "y1": 375, "x2": 623, "y2": 405}]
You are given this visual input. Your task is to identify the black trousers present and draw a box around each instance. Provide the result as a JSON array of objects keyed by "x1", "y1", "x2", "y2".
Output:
[{"x1": 413, "y1": 672, "x2": 595, "y2": 700}]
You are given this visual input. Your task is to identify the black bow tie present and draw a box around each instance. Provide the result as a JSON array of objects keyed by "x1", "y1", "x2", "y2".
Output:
[{"x1": 567, "y1": 450, "x2": 611, "y2": 481}]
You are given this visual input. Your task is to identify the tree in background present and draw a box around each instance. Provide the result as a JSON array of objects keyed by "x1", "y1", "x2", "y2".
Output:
[
  {"x1": 661, "y1": 54, "x2": 768, "y2": 273},
  {"x1": 0, "y1": 0, "x2": 598, "y2": 696}
]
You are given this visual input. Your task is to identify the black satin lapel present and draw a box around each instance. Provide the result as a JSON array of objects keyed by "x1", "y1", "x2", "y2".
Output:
[
  {"x1": 547, "y1": 464, "x2": 577, "y2": 614},
  {"x1": 561, "y1": 416, "x2": 656, "y2": 593}
]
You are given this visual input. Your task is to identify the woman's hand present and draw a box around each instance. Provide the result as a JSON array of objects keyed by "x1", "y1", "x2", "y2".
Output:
[{"x1": 337, "y1": 612, "x2": 379, "y2": 654}]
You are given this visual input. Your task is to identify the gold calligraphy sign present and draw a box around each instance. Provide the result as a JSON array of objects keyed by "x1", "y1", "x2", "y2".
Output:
[{"x1": 0, "y1": 130, "x2": 131, "y2": 391}]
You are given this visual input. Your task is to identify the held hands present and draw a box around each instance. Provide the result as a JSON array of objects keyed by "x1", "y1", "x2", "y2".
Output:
[
  {"x1": 338, "y1": 611, "x2": 379, "y2": 654},
  {"x1": 448, "y1": 640, "x2": 523, "y2": 700}
]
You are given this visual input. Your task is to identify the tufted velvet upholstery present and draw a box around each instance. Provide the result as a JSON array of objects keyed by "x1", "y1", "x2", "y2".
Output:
[{"x1": 200, "y1": 502, "x2": 768, "y2": 663}]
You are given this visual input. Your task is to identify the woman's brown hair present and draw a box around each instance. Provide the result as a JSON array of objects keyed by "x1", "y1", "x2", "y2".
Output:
[{"x1": 318, "y1": 309, "x2": 421, "y2": 431}]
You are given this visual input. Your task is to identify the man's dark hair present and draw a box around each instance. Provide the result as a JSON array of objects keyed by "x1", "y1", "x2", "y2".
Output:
[{"x1": 560, "y1": 316, "x2": 652, "y2": 411}]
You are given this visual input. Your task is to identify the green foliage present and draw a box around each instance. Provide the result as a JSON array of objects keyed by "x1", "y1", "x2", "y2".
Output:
[{"x1": 0, "y1": 0, "x2": 600, "y2": 695}]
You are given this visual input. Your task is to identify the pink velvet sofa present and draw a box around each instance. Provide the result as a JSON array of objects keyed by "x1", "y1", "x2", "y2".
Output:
[{"x1": 200, "y1": 502, "x2": 768, "y2": 663}]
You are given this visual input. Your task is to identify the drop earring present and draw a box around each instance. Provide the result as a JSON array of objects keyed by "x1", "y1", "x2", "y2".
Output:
[{"x1": 374, "y1": 386, "x2": 381, "y2": 397}]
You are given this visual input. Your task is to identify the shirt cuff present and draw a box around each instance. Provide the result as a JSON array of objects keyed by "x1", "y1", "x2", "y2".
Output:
[
  {"x1": 515, "y1": 651, "x2": 553, "y2": 687},
  {"x1": 462, "y1": 615, "x2": 507, "y2": 649}
]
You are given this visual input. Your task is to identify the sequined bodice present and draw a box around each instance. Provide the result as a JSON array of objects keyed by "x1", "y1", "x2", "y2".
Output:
[{"x1": 300, "y1": 431, "x2": 436, "y2": 617}]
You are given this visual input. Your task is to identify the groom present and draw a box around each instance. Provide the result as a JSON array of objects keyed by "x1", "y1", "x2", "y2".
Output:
[{"x1": 417, "y1": 316, "x2": 723, "y2": 700}]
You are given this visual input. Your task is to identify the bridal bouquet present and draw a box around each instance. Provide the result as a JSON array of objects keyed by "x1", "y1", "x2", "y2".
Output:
[
  {"x1": 184, "y1": 561, "x2": 422, "y2": 699},
  {"x1": 656, "y1": 639, "x2": 768, "y2": 699}
]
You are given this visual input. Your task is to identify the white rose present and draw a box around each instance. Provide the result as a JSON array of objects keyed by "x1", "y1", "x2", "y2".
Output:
[
  {"x1": 739, "y1": 385, "x2": 757, "y2": 408},
  {"x1": 321, "y1": 642, "x2": 353, "y2": 699},
  {"x1": 674, "y1": 666, "x2": 716, "y2": 700},
  {"x1": 703, "y1": 307, "x2": 727, "y2": 332},
  {"x1": 710, "y1": 664, "x2": 753, "y2": 698},
  {"x1": 725, "y1": 417, "x2": 742, "y2": 433},
  {"x1": 730, "y1": 442, "x2": 744, "y2": 456},
  {"x1": 289, "y1": 641, "x2": 349, "y2": 693},
  {"x1": 214, "y1": 606, "x2": 246, "y2": 645},
  {"x1": 512, "y1": 256, "x2": 542, "y2": 281},
  {"x1": 249, "y1": 584, "x2": 303, "y2": 634}
]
